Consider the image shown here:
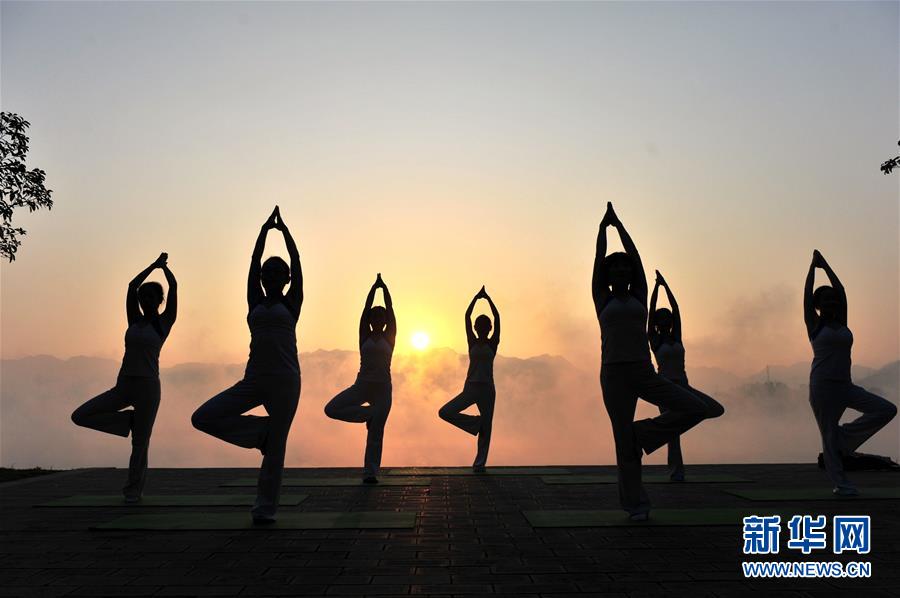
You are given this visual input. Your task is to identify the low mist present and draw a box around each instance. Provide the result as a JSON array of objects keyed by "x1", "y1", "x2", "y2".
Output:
[{"x1": 1, "y1": 351, "x2": 897, "y2": 469}]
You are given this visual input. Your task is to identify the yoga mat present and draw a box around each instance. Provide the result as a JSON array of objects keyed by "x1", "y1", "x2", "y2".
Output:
[
  {"x1": 92, "y1": 511, "x2": 416, "y2": 530},
  {"x1": 523, "y1": 508, "x2": 780, "y2": 528},
  {"x1": 386, "y1": 467, "x2": 573, "y2": 476},
  {"x1": 541, "y1": 474, "x2": 753, "y2": 485},
  {"x1": 222, "y1": 477, "x2": 430, "y2": 487},
  {"x1": 37, "y1": 494, "x2": 307, "y2": 508},
  {"x1": 725, "y1": 487, "x2": 900, "y2": 501}
]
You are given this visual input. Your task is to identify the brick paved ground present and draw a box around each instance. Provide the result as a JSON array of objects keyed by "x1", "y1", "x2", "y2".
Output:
[{"x1": 1, "y1": 464, "x2": 898, "y2": 597}]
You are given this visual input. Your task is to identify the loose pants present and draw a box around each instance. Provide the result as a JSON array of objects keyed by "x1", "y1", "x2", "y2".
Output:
[
  {"x1": 809, "y1": 380, "x2": 896, "y2": 490},
  {"x1": 324, "y1": 380, "x2": 392, "y2": 477},
  {"x1": 192, "y1": 373, "x2": 301, "y2": 518},
  {"x1": 72, "y1": 375, "x2": 161, "y2": 499},
  {"x1": 600, "y1": 361, "x2": 721, "y2": 515},
  {"x1": 438, "y1": 381, "x2": 496, "y2": 468},
  {"x1": 657, "y1": 377, "x2": 725, "y2": 478}
]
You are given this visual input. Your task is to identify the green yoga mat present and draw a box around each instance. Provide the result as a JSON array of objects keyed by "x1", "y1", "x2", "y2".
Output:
[
  {"x1": 222, "y1": 477, "x2": 430, "y2": 487},
  {"x1": 36, "y1": 494, "x2": 307, "y2": 508},
  {"x1": 386, "y1": 467, "x2": 573, "y2": 476},
  {"x1": 523, "y1": 508, "x2": 779, "y2": 528},
  {"x1": 92, "y1": 511, "x2": 416, "y2": 530},
  {"x1": 725, "y1": 487, "x2": 900, "y2": 501},
  {"x1": 541, "y1": 474, "x2": 753, "y2": 485}
]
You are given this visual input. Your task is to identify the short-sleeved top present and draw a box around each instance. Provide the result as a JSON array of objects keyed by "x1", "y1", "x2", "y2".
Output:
[
  {"x1": 653, "y1": 340, "x2": 687, "y2": 383},
  {"x1": 466, "y1": 342, "x2": 496, "y2": 384},
  {"x1": 810, "y1": 324, "x2": 852, "y2": 383},
  {"x1": 119, "y1": 320, "x2": 165, "y2": 378},
  {"x1": 598, "y1": 295, "x2": 651, "y2": 364},
  {"x1": 245, "y1": 301, "x2": 300, "y2": 377},
  {"x1": 357, "y1": 335, "x2": 393, "y2": 383}
]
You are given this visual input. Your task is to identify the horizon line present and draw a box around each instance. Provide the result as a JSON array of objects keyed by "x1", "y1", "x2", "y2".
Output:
[{"x1": 3, "y1": 352, "x2": 898, "y2": 379}]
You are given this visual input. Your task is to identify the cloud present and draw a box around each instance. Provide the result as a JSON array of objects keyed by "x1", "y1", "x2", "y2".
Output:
[
  {"x1": 1, "y1": 352, "x2": 897, "y2": 470},
  {"x1": 690, "y1": 284, "x2": 810, "y2": 375}
]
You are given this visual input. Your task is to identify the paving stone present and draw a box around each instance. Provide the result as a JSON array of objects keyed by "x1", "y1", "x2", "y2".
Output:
[{"x1": 0, "y1": 465, "x2": 897, "y2": 596}]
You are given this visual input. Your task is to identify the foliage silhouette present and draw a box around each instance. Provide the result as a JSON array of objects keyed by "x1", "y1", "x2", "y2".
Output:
[
  {"x1": 880, "y1": 140, "x2": 900, "y2": 175},
  {"x1": 0, "y1": 112, "x2": 54, "y2": 261}
]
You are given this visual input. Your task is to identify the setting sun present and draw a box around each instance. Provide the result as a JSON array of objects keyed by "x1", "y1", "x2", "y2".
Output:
[{"x1": 411, "y1": 331, "x2": 430, "y2": 351}]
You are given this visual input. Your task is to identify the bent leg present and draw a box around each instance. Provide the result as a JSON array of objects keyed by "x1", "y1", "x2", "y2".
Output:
[
  {"x1": 841, "y1": 385, "x2": 897, "y2": 454},
  {"x1": 324, "y1": 384, "x2": 369, "y2": 423},
  {"x1": 253, "y1": 376, "x2": 301, "y2": 519},
  {"x1": 123, "y1": 378, "x2": 161, "y2": 499},
  {"x1": 71, "y1": 384, "x2": 132, "y2": 438},
  {"x1": 438, "y1": 387, "x2": 480, "y2": 436},
  {"x1": 363, "y1": 383, "x2": 392, "y2": 477},
  {"x1": 634, "y1": 371, "x2": 710, "y2": 455},
  {"x1": 683, "y1": 384, "x2": 725, "y2": 419},
  {"x1": 191, "y1": 379, "x2": 266, "y2": 449},
  {"x1": 601, "y1": 365, "x2": 649, "y2": 516}
]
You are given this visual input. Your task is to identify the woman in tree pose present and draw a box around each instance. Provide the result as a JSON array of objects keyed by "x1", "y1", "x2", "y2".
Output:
[
  {"x1": 438, "y1": 286, "x2": 500, "y2": 472},
  {"x1": 592, "y1": 202, "x2": 720, "y2": 520},
  {"x1": 324, "y1": 274, "x2": 396, "y2": 483},
  {"x1": 72, "y1": 252, "x2": 177, "y2": 502},
  {"x1": 648, "y1": 270, "x2": 724, "y2": 482},
  {"x1": 192, "y1": 206, "x2": 302, "y2": 524},
  {"x1": 803, "y1": 249, "x2": 896, "y2": 495}
]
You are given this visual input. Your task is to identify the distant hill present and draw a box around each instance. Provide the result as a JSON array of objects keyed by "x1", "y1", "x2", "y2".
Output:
[
  {"x1": 857, "y1": 360, "x2": 900, "y2": 396},
  {"x1": 2, "y1": 353, "x2": 896, "y2": 469},
  {"x1": 745, "y1": 362, "x2": 877, "y2": 387}
]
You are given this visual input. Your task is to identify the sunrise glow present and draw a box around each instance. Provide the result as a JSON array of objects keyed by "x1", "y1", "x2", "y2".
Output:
[{"x1": 411, "y1": 331, "x2": 430, "y2": 351}]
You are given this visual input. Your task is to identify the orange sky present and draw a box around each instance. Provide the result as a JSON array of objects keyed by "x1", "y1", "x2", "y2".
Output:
[{"x1": 1, "y1": 1, "x2": 897, "y2": 376}]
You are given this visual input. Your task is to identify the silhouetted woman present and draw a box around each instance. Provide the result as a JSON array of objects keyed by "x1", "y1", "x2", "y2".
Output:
[
  {"x1": 804, "y1": 250, "x2": 896, "y2": 496},
  {"x1": 592, "y1": 202, "x2": 720, "y2": 520},
  {"x1": 72, "y1": 252, "x2": 177, "y2": 502},
  {"x1": 192, "y1": 206, "x2": 302, "y2": 524},
  {"x1": 648, "y1": 270, "x2": 724, "y2": 482},
  {"x1": 325, "y1": 274, "x2": 396, "y2": 483},
  {"x1": 439, "y1": 286, "x2": 500, "y2": 472}
]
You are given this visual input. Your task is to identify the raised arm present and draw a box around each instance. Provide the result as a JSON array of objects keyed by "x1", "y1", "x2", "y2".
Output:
[
  {"x1": 803, "y1": 253, "x2": 819, "y2": 337},
  {"x1": 484, "y1": 291, "x2": 500, "y2": 349},
  {"x1": 660, "y1": 275, "x2": 681, "y2": 342},
  {"x1": 160, "y1": 263, "x2": 178, "y2": 333},
  {"x1": 381, "y1": 275, "x2": 397, "y2": 347},
  {"x1": 127, "y1": 253, "x2": 166, "y2": 325},
  {"x1": 464, "y1": 290, "x2": 479, "y2": 347},
  {"x1": 817, "y1": 251, "x2": 847, "y2": 326},
  {"x1": 648, "y1": 277, "x2": 661, "y2": 344},
  {"x1": 592, "y1": 208, "x2": 612, "y2": 314},
  {"x1": 609, "y1": 205, "x2": 648, "y2": 305},
  {"x1": 248, "y1": 208, "x2": 278, "y2": 311},
  {"x1": 275, "y1": 208, "x2": 303, "y2": 316},
  {"x1": 359, "y1": 279, "x2": 379, "y2": 344}
]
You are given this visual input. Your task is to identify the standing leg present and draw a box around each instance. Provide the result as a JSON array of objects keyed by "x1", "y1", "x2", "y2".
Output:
[
  {"x1": 438, "y1": 387, "x2": 480, "y2": 435},
  {"x1": 253, "y1": 375, "x2": 301, "y2": 520},
  {"x1": 601, "y1": 364, "x2": 650, "y2": 516},
  {"x1": 324, "y1": 384, "x2": 368, "y2": 422},
  {"x1": 122, "y1": 378, "x2": 161, "y2": 500},
  {"x1": 191, "y1": 379, "x2": 266, "y2": 449},
  {"x1": 840, "y1": 385, "x2": 897, "y2": 454},
  {"x1": 657, "y1": 404, "x2": 685, "y2": 480},
  {"x1": 71, "y1": 383, "x2": 132, "y2": 437},
  {"x1": 363, "y1": 383, "x2": 392, "y2": 477},
  {"x1": 809, "y1": 383, "x2": 853, "y2": 490},
  {"x1": 473, "y1": 385, "x2": 496, "y2": 469}
]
